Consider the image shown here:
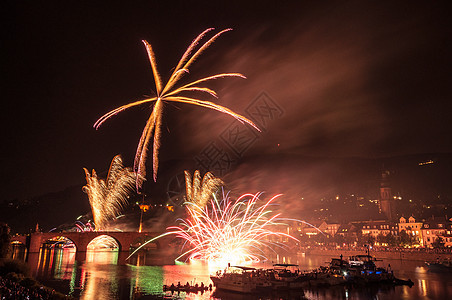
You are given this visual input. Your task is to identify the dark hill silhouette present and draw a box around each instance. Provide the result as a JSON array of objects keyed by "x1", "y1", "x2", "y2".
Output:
[{"x1": 2, "y1": 153, "x2": 450, "y2": 232}]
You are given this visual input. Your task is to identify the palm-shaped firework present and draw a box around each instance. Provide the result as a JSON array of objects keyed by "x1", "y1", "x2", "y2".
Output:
[
  {"x1": 94, "y1": 28, "x2": 260, "y2": 191},
  {"x1": 83, "y1": 155, "x2": 136, "y2": 230},
  {"x1": 184, "y1": 170, "x2": 224, "y2": 208}
]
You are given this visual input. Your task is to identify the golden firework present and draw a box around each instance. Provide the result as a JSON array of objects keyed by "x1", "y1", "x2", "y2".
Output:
[
  {"x1": 94, "y1": 28, "x2": 260, "y2": 190},
  {"x1": 83, "y1": 155, "x2": 136, "y2": 230},
  {"x1": 185, "y1": 170, "x2": 224, "y2": 208}
]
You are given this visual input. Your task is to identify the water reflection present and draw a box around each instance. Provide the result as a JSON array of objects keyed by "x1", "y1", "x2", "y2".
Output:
[
  {"x1": 33, "y1": 246, "x2": 76, "y2": 279},
  {"x1": 86, "y1": 249, "x2": 118, "y2": 264},
  {"x1": 22, "y1": 249, "x2": 452, "y2": 299},
  {"x1": 11, "y1": 242, "x2": 27, "y2": 261}
]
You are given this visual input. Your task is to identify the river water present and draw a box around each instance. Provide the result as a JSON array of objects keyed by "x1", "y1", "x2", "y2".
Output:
[{"x1": 14, "y1": 246, "x2": 452, "y2": 300}]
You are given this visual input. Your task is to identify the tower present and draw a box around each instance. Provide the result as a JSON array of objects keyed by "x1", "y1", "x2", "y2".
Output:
[{"x1": 379, "y1": 170, "x2": 396, "y2": 221}]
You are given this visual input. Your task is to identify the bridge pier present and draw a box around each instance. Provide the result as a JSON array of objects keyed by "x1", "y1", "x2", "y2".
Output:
[
  {"x1": 28, "y1": 232, "x2": 43, "y2": 254},
  {"x1": 75, "y1": 250, "x2": 87, "y2": 263},
  {"x1": 118, "y1": 251, "x2": 130, "y2": 265}
]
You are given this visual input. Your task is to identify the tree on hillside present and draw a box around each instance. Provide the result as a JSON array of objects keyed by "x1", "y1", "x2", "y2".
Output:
[
  {"x1": 377, "y1": 233, "x2": 386, "y2": 245},
  {"x1": 0, "y1": 222, "x2": 11, "y2": 258},
  {"x1": 399, "y1": 230, "x2": 413, "y2": 247},
  {"x1": 362, "y1": 233, "x2": 375, "y2": 246},
  {"x1": 432, "y1": 236, "x2": 445, "y2": 248},
  {"x1": 386, "y1": 233, "x2": 398, "y2": 247},
  {"x1": 333, "y1": 234, "x2": 345, "y2": 246}
]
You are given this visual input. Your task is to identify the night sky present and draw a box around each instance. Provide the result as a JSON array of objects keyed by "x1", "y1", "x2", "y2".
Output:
[{"x1": 2, "y1": 1, "x2": 451, "y2": 202}]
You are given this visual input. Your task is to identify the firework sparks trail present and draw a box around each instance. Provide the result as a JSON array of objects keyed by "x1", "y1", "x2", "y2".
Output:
[
  {"x1": 185, "y1": 170, "x2": 224, "y2": 208},
  {"x1": 75, "y1": 221, "x2": 95, "y2": 232},
  {"x1": 87, "y1": 235, "x2": 120, "y2": 250},
  {"x1": 94, "y1": 28, "x2": 260, "y2": 190},
  {"x1": 125, "y1": 192, "x2": 323, "y2": 266},
  {"x1": 83, "y1": 155, "x2": 136, "y2": 231},
  {"x1": 168, "y1": 192, "x2": 298, "y2": 266}
]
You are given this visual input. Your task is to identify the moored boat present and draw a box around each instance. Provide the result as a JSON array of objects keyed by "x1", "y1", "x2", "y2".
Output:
[
  {"x1": 210, "y1": 266, "x2": 272, "y2": 293},
  {"x1": 269, "y1": 264, "x2": 305, "y2": 289},
  {"x1": 425, "y1": 259, "x2": 452, "y2": 272}
]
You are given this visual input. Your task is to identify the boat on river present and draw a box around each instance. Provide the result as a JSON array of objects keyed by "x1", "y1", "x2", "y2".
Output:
[
  {"x1": 163, "y1": 282, "x2": 212, "y2": 293},
  {"x1": 210, "y1": 254, "x2": 414, "y2": 294},
  {"x1": 269, "y1": 263, "x2": 306, "y2": 289},
  {"x1": 425, "y1": 259, "x2": 452, "y2": 272},
  {"x1": 339, "y1": 254, "x2": 413, "y2": 286},
  {"x1": 210, "y1": 266, "x2": 272, "y2": 293}
]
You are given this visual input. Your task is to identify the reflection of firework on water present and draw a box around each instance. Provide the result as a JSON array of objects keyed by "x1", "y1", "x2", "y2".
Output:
[
  {"x1": 94, "y1": 28, "x2": 260, "y2": 190},
  {"x1": 185, "y1": 170, "x2": 223, "y2": 208},
  {"x1": 168, "y1": 192, "x2": 298, "y2": 266},
  {"x1": 83, "y1": 155, "x2": 136, "y2": 231}
]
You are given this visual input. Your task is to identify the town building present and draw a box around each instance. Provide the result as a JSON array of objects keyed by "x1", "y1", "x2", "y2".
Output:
[
  {"x1": 398, "y1": 216, "x2": 423, "y2": 245},
  {"x1": 318, "y1": 221, "x2": 341, "y2": 237},
  {"x1": 421, "y1": 216, "x2": 452, "y2": 247},
  {"x1": 360, "y1": 220, "x2": 398, "y2": 238},
  {"x1": 378, "y1": 170, "x2": 397, "y2": 221}
]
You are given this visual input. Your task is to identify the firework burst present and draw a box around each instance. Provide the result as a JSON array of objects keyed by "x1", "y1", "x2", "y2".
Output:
[
  {"x1": 184, "y1": 170, "x2": 224, "y2": 208},
  {"x1": 168, "y1": 192, "x2": 298, "y2": 266},
  {"x1": 94, "y1": 28, "x2": 260, "y2": 190},
  {"x1": 83, "y1": 155, "x2": 136, "y2": 230}
]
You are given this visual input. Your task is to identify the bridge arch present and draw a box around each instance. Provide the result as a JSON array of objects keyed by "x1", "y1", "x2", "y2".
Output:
[
  {"x1": 10, "y1": 238, "x2": 28, "y2": 261},
  {"x1": 10, "y1": 235, "x2": 27, "y2": 245},
  {"x1": 23, "y1": 231, "x2": 174, "y2": 265},
  {"x1": 44, "y1": 235, "x2": 77, "y2": 247},
  {"x1": 87, "y1": 234, "x2": 120, "y2": 250}
]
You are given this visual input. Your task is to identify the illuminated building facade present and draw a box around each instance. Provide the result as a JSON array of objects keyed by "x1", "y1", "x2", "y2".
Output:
[
  {"x1": 398, "y1": 216, "x2": 423, "y2": 245},
  {"x1": 361, "y1": 220, "x2": 398, "y2": 239},
  {"x1": 421, "y1": 216, "x2": 452, "y2": 248}
]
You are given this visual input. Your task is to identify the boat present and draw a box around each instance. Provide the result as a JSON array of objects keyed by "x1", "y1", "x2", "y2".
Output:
[
  {"x1": 425, "y1": 259, "x2": 452, "y2": 272},
  {"x1": 163, "y1": 281, "x2": 211, "y2": 293},
  {"x1": 348, "y1": 254, "x2": 379, "y2": 268},
  {"x1": 269, "y1": 264, "x2": 306, "y2": 289},
  {"x1": 323, "y1": 254, "x2": 413, "y2": 287},
  {"x1": 210, "y1": 266, "x2": 272, "y2": 293}
]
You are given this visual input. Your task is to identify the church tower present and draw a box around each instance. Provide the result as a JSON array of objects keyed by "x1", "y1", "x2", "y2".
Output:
[{"x1": 379, "y1": 170, "x2": 396, "y2": 221}]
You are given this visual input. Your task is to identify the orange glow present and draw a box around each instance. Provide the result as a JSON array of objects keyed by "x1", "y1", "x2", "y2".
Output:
[{"x1": 168, "y1": 192, "x2": 298, "y2": 267}]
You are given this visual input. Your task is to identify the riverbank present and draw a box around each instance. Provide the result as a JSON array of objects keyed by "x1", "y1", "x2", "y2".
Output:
[
  {"x1": 1, "y1": 258, "x2": 73, "y2": 299},
  {"x1": 302, "y1": 247, "x2": 452, "y2": 261}
]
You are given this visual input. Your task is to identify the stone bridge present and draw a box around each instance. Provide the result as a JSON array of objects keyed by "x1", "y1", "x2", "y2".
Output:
[{"x1": 11, "y1": 231, "x2": 175, "y2": 265}]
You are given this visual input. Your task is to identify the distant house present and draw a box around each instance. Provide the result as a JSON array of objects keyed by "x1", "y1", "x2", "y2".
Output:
[
  {"x1": 361, "y1": 220, "x2": 398, "y2": 238},
  {"x1": 398, "y1": 216, "x2": 423, "y2": 245},
  {"x1": 421, "y1": 216, "x2": 452, "y2": 247},
  {"x1": 336, "y1": 223, "x2": 359, "y2": 242},
  {"x1": 318, "y1": 221, "x2": 341, "y2": 237},
  {"x1": 296, "y1": 222, "x2": 322, "y2": 236}
]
